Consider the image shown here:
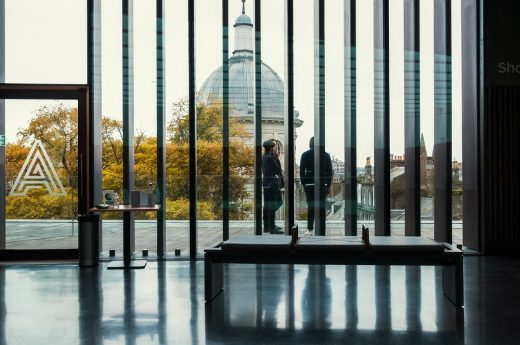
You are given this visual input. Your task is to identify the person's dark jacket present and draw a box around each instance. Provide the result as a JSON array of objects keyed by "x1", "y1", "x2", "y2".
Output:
[
  {"x1": 299, "y1": 149, "x2": 333, "y2": 188},
  {"x1": 262, "y1": 152, "x2": 284, "y2": 190}
]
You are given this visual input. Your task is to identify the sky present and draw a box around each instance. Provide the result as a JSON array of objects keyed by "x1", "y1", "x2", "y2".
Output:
[{"x1": 3, "y1": 0, "x2": 462, "y2": 166}]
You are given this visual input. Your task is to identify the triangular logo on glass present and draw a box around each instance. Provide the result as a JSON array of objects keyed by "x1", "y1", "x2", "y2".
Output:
[{"x1": 9, "y1": 140, "x2": 66, "y2": 197}]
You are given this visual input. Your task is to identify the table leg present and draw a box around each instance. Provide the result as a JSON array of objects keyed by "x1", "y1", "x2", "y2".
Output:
[
  {"x1": 108, "y1": 211, "x2": 146, "y2": 269},
  {"x1": 123, "y1": 211, "x2": 133, "y2": 266}
]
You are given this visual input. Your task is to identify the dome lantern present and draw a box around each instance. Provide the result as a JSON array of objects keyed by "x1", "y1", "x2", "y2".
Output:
[{"x1": 233, "y1": 0, "x2": 253, "y2": 56}]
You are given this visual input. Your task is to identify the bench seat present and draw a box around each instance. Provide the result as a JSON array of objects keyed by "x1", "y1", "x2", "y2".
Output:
[
  {"x1": 369, "y1": 236, "x2": 444, "y2": 253},
  {"x1": 221, "y1": 235, "x2": 292, "y2": 252},
  {"x1": 295, "y1": 236, "x2": 365, "y2": 252},
  {"x1": 205, "y1": 234, "x2": 463, "y2": 307}
]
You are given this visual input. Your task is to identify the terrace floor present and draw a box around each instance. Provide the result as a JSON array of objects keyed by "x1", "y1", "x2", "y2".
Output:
[{"x1": 5, "y1": 220, "x2": 463, "y2": 258}]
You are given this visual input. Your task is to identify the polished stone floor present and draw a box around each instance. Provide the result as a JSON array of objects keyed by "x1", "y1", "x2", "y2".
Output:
[{"x1": 0, "y1": 256, "x2": 518, "y2": 344}]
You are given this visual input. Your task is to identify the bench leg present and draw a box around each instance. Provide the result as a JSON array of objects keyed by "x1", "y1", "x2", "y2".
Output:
[
  {"x1": 205, "y1": 253, "x2": 223, "y2": 302},
  {"x1": 442, "y1": 256, "x2": 464, "y2": 307}
]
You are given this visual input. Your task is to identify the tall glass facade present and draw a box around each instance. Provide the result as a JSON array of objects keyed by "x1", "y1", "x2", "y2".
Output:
[{"x1": 0, "y1": 0, "x2": 466, "y2": 257}]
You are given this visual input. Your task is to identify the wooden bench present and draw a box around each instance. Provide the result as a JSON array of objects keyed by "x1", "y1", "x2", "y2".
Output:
[{"x1": 204, "y1": 231, "x2": 463, "y2": 307}]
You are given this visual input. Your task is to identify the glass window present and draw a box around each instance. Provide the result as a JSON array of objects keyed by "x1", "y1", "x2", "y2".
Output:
[
  {"x1": 196, "y1": 0, "x2": 225, "y2": 252},
  {"x1": 294, "y1": 0, "x2": 315, "y2": 234},
  {"x1": 420, "y1": 0, "x2": 435, "y2": 237},
  {"x1": 164, "y1": 0, "x2": 190, "y2": 255},
  {"x1": 4, "y1": 0, "x2": 86, "y2": 84},
  {"x1": 389, "y1": 0, "x2": 405, "y2": 235},
  {"x1": 451, "y1": 0, "x2": 463, "y2": 244},
  {"x1": 100, "y1": 0, "x2": 124, "y2": 256},
  {"x1": 356, "y1": 0, "x2": 375, "y2": 229}
]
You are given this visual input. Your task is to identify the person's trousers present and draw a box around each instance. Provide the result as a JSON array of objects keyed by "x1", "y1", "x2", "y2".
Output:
[
  {"x1": 263, "y1": 208, "x2": 276, "y2": 232},
  {"x1": 304, "y1": 185, "x2": 326, "y2": 232},
  {"x1": 264, "y1": 188, "x2": 281, "y2": 231}
]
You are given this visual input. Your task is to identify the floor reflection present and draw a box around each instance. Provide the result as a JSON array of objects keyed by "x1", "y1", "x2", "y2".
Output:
[
  {"x1": 301, "y1": 266, "x2": 332, "y2": 329},
  {"x1": 205, "y1": 264, "x2": 466, "y2": 344},
  {"x1": 0, "y1": 259, "x2": 480, "y2": 344}
]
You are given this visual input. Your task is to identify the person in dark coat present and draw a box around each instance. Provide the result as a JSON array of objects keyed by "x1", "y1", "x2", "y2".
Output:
[
  {"x1": 262, "y1": 139, "x2": 284, "y2": 234},
  {"x1": 299, "y1": 137, "x2": 333, "y2": 233}
]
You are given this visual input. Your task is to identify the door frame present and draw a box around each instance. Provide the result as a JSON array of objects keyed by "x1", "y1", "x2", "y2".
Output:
[{"x1": 0, "y1": 83, "x2": 90, "y2": 260}]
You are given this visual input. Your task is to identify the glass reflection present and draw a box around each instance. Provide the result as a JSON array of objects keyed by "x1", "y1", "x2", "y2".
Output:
[
  {"x1": 357, "y1": 265, "x2": 377, "y2": 330},
  {"x1": 406, "y1": 266, "x2": 424, "y2": 332},
  {"x1": 301, "y1": 266, "x2": 332, "y2": 329},
  {"x1": 345, "y1": 266, "x2": 358, "y2": 329},
  {"x1": 390, "y1": 266, "x2": 407, "y2": 331}
]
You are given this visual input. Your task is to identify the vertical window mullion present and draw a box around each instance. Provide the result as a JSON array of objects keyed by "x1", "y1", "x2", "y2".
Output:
[
  {"x1": 156, "y1": 0, "x2": 166, "y2": 257},
  {"x1": 88, "y1": 0, "x2": 103, "y2": 252},
  {"x1": 188, "y1": 0, "x2": 197, "y2": 258},
  {"x1": 344, "y1": 0, "x2": 357, "y2": 236},
  {"x1": 313, "y1": 0, "x2": 326, "y2": 236},
  {"x1": 122, "y1": 0, "x2": 136, "y2": 262},
  {"x1": 222, "y1": 0, "x2": 230, "y2": 240},
  {"x1": 434, "y1": 0, "x2": 452, "y2": 243},
  {"x1": 284, "y1": 0, "x2": 295, "y2": 233},
  {"x1": 374, "y1": 0, "x2": 390, "y2": 236},
  {"x1": 254, "y1": 0, "x2": 262, "y2": 235},
  {"x1": 404, "y1": 0, "x2": 421, "y2": 236}
]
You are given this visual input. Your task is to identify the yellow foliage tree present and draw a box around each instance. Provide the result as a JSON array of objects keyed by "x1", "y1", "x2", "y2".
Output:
[{"x1": 5, "y1": 100, "x2": 254, "y2": 221}]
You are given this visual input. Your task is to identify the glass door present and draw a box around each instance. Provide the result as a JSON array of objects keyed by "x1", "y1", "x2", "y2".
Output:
[
  {"x1": 2, "y1": 99, "x2": 79, "y2": 250},
  {"x1": 0, "y1": 84, "x2": 89, "y2": 258}
]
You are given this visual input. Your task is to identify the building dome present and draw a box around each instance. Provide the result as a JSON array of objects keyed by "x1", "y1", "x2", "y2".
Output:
[
  {"x1": 198, "y1": 55, "x2": 295, "y2": 121},
  {"x1": 197, "y1": 0, "x2": 301, "y2": 125}
]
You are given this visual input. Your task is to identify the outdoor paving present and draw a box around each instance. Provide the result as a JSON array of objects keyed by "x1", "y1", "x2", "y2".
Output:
[{"x1": 5, "y1": 219, "x2": 463, "y2": 258}]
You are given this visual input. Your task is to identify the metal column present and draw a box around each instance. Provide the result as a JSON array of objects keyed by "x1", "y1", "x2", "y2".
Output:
[
  {"x1": 254, "y1": 0, "x2": 263, "y2": 235},
  {"x1": 313, "y1": 0, "x2": 326, "y2": 236},
  {"x1": 284, "y1": 0, "x2": 295, "y2": 233},
  {"x1": 156, "y1": 0, "x2": 166, "y2": 257},
  {"x1": 433, "y1": 0, "x2": 452, "y2": 243},
  {"x1": 188, "y1": 0, "x2": 198, "y2": 258},
  {"x1": 222, "y1": 0, "x2": 230, "y2": 240},
  {"x1": 122, "y1": 0, "x2": 135, "y2": 263},
  {"x1": 374, "y1": 0, "x2": 390, "y2": 236},
  {"x1": 404, "y1": 0, "x2": 421, "y2": 236},
  {"x1": 344, "y1": 0, "x2": 357, "y2": 236},
  {"x1": 88, "y1": 0, "x2": 103, "y2": 250}
]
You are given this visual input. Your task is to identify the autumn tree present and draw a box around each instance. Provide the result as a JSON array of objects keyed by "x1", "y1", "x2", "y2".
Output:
[
  {"x1": 166, "y1": 99, "x2": 254, "y2": 218},
  {"x1": 99, "y1": 99, "x2": 254, "y2": 220},
  {"x1": 4, "y1": 144, "x2": 29, "y2": 187},
  {"x1": 18, "y1": 104, "x2": 78, "y2": 187},
  {"x1": 6, "y1": 104, "x2": 78, "y2": 219},
  {"x1": 5, "y1": 99, "x2": 254, "y2": 221}
]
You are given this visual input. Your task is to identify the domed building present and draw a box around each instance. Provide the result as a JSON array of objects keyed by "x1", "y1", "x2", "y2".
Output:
[{"x1": 197, "y1": 0, "x2": 303, "y2": 160}]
